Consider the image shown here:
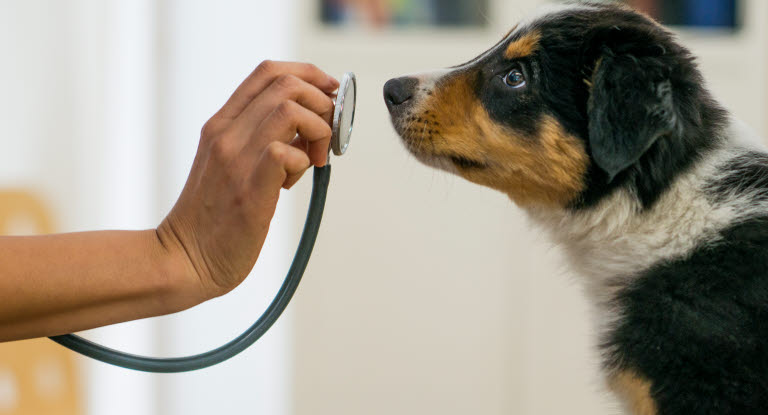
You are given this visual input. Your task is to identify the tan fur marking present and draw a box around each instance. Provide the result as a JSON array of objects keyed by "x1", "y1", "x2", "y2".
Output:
[
  {"x1": 399, "y1": 71, "x2": 588, "y2": 207},
  {"x1": 504, "y1": 31, "x2": 541, "y2": 60},
  {"x1": 610, "y1": 371, "x2": 658, "y2": 415}
]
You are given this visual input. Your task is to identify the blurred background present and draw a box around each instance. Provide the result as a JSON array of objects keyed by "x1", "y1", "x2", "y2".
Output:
[{"x1": 0, "y1": 0, "x2": 765, "y2": 414}]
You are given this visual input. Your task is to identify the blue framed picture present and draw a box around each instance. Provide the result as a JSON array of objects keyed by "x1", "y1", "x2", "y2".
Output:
[
  {"x1": 321, "y1": 0, "x2": 490, "y2": 28},
  {"x1": 627, "y1": 0, "x2": 740, "y2": 28}
]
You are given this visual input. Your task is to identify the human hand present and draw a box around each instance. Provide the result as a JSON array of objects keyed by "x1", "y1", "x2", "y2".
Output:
[{"x1": 157, "y1": 61, "x2": 339, "y2": 303}]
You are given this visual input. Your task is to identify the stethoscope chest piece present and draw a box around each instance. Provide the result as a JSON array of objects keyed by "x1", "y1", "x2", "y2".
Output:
[{"x1": 331, "y1": 72, "x2": 356, "y2": 156}]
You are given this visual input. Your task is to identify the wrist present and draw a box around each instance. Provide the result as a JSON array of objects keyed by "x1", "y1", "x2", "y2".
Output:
[{"x1": 150, "y1": 224, "x2": 210, "y2": 313}]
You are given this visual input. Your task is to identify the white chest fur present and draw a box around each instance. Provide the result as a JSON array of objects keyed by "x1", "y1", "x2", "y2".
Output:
[{"x1": 527, "y1": 131, "x2": 765, "y2": 306}]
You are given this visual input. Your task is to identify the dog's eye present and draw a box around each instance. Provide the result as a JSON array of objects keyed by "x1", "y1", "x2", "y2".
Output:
[{"x1": 504, "y1": 68, "x2": 526, "y2": 88}]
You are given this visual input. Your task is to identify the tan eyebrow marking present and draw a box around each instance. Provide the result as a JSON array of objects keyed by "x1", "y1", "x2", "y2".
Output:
[{"x1": 504, "y1": 31, "x2": 542, "y2": 60}]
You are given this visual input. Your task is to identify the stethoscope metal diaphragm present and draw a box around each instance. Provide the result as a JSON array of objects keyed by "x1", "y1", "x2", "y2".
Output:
[{"x1": 331, "y1": 72, "x2": 356, "y2": 156}]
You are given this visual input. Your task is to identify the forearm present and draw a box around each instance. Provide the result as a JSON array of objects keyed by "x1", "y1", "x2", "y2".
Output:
[{"x1": 0, "y1": 230, "x2": 203, "y2": 341}]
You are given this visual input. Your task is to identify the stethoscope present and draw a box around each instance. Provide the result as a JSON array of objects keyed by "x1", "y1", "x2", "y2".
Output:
[{"x1": 48, "y1": 72, "x2": 357, "y2": 373}]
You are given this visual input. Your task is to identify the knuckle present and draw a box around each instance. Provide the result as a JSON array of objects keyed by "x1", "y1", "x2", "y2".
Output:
[
  {"x1": 200, "y1": 120, "x2": 218, "y2": 140},
  {"x1": 275, "y1": 74, "x2": 300, "y2": 91},
  {"x1": 275, "y1": 100, "x2": 299, "y2": 120},
  {"x1": 256, "y1": 59, "x2": 277, "y2": 75},
  {"x1": 299, "y1": 151, "x2": 311, "y2": 166},
  {"x1": 264, "y1": 142, "x2": 287, "y2": 163}
]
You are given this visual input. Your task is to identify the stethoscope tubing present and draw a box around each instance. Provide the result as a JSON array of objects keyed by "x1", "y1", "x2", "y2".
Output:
[{"x1": 49, "y1": 165, "x2": 331, "y2": 373}]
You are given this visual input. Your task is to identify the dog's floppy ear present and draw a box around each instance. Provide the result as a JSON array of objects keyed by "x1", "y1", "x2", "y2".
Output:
[{"x1": 587, "y1": 29, "x2": 681, "y2": 181}]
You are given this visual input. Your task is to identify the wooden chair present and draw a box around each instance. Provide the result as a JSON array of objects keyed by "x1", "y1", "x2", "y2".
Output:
[{"x1": 0, "y1": 191, "x2": 82, "y2": 415}]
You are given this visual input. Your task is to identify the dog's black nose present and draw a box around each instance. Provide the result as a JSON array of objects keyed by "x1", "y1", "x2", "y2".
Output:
[{"x1": 384, "y1": 77, "x2": 418, "y2": 111}]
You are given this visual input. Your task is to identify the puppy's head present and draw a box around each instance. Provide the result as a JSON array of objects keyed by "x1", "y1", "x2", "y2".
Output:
[{"x1": 384, "y1": 3, "x2": 724, "y2": 210}]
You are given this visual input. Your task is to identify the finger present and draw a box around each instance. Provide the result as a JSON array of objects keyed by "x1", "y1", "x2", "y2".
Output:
[
  {"x1": 284, "y1": 136, "x2": 312, "y2": 189},
  {"x1": 283, "y1": 169, "x2": 308, "y2": 189},
  {"x1": 232, "y1": 74, "x2": 335, "y2": 135},
  {"x1": 290, "y1": 136, "x2": 310, "y2": 153},
  {"x1": 307, "y1": 136, "x2": 331, "y2": 167},
  {"x1": 218, "y1": 61, "x2": 339, "y2": 120},
  {"x1": 290, "y1": 134, "x2": 330, "y2": 168},
  {"x1": 246, "y1": 101, "x2": 332, "y2": 164},
  {"x1": 251, "y1": 142, "x2": 311, "y2": 196}
]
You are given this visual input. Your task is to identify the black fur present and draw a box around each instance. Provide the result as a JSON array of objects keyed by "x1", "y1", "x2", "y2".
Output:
[
  {"x1": 588, "y1": 53, "x2": 680, "y2": 181},
  {"x1": 604, "y1": 216, "x2": 768, "y2": 414},
  {"x1": 469, "y1": 4, "x2": 728, "y2": 209},
  {"x1": 538, "y1": 7, "x2": 728, "y2": 209},
  {"x1": 707, "y1": 152, "x2": 768, "y2": 204},
  {"x1": 605, "y1": 136, "x2": 768, "y2": 414},
  {"x1": 533, "y1": 5, "x2": 765, "y2": 413}
]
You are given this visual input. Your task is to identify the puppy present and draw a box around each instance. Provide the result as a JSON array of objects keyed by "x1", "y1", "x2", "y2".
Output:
[{"x1": 384, "y1": 2, "x2": 768, "y2": 414}]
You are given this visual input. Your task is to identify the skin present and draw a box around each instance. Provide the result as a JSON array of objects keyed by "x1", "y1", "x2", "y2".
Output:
[{"x1": 0, "y1": 61, "x2": 339, "y2": 342}]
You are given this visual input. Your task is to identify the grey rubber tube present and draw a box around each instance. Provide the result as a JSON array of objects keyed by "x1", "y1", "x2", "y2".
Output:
[{"x1": 49, "y1": 165, "x2": 331, "y2": 373}]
